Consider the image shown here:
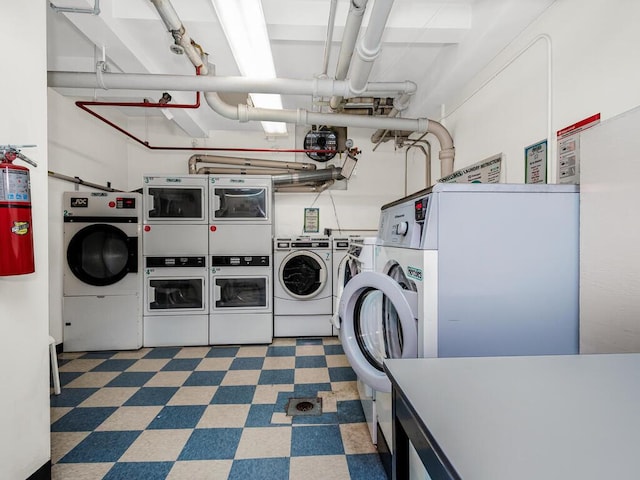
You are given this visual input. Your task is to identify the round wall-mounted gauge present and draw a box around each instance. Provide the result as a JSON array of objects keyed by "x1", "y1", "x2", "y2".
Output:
[{"x1": 304, "y1": 128, "x2": 337, "y2": 162}]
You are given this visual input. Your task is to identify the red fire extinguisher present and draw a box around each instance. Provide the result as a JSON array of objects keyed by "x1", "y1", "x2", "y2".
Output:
[{"x1": 0, "y1": 145, "x2": 37, "y2": 276}]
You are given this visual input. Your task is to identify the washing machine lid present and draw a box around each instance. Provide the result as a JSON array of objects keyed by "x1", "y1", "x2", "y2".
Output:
[
  {"x1": 338, "y1": 270, "x2": 418, "y2": 393},
  {"x1": 67, "y1": 224, "x2": 138, "y2": 286}
]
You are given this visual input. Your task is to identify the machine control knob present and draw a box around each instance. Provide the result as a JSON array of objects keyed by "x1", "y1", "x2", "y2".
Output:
[{"x1": 395, "y1": 221, "x2": 409, "y2": 236}]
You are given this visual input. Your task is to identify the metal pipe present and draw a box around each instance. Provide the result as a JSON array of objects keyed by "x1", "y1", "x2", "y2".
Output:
[
  {"x1": 204, "y1": 87, "x2": 430, "y2": 132},
  {"x1": 275, "y1": 180, "x2": 335, "y2": 193},
  {"x1": 48, "y1": 71, "x2": 415, "y2": 98},
  {"x1": 149, "y1": 0, "x2": 209, "y2": 75},
  {"x1": 321, "y1": 0, "x2": 338, "y2": 76},
  {"x1": 50, "y1": 0, "x2": 100, "y2": 15},
  {"x1": 348, "y1": 0, "x2": 395, "y2": 95},
  {"x1": 48, "y1": 170, "x2": 121, "y2": 192},
  {"x1": 145, "y1": 0, "x2": 453, "y2": 168},
  {"x1": 196, "y1": 167, "x2": 292, "y2": 175},
  {"x1": 272, "y1": 166, "x2": 344, "y2": 186},
  {"x1": 188, "y1": 154, "x2": 316, "y2": 174},
  {"x1": 329, "y1": 0, "x2": 369, "y2": 110}
]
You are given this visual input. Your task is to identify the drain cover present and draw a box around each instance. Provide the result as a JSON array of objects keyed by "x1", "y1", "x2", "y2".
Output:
[{"x1": 285, "y1": 397, "x2": 322, "y2": 416}]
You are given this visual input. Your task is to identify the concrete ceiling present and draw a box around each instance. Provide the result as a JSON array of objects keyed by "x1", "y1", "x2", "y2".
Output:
[{"x1": 47, "y1": 0, "x2": 555, "y2": 139}]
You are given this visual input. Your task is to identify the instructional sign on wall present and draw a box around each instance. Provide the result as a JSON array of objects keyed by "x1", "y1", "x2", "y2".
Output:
[
  {"x1": 438, "y1": 154, "x2": 502, "y2": 183},
  {"x1": 525, "y1": 140, "x2": 547, "y2": 184},
  {"x1": 556, "y1": 113, "x2": 600, "y2": 184},
  {"x1": 303, "y1": 208, "x2": 319, "y2": 233}
]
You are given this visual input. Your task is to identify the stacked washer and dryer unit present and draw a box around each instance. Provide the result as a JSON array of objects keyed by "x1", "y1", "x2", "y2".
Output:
[
  {"x1": 208, "y1": 175, "x2": 274, "y2": 344},
  {"x1": 338, "y1": 183, "x2": 581, "y2": 478},
  {"x1": 142, "y1": 175, "x2": 210, "y2": 346},
  {"x1": 62, "y1": 191, "x2": 143, "y2": 352}
]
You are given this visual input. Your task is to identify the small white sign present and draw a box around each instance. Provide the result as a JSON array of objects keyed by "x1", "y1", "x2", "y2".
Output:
[{"x1": 304, "y1": 208, "x2": 319, "y2": 233}]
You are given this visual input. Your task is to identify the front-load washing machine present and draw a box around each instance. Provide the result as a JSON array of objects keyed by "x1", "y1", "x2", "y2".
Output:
[
  {"x1": 331, "y1": 235, "x2": 378, "y2": 444},
  {"x1": 274, "y1": 236, "x2": 332, "y2": 337},
  {"x1": 338, "y1": 183, "x2": 580, "y2": 477},
  {"x1": 63, "y1": 191, "x2": 142, "y2": 352}
]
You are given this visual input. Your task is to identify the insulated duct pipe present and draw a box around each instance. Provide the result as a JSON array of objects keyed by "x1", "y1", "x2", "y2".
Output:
[
  {"x1": 48, "y1": 71, "x2": 415, "y2": 99},
  {"x1": 188, "y1": 154, "x2": 316, "y2": 174},
  {"x1": 329, "y1": 0, "x2": 368, "y2": 110},
  {"x1": 275, "y1": 180, "x2": 335, "y2": 193},
  {"x1": 196, "y1": 167, "x2": 292, "y2": 175},
  {"x1": 348, "y1": 0, "x2": 395, "y2": 96},
  {"x1": 272, "y1": 166, "x2": 344, "y2": 186}
]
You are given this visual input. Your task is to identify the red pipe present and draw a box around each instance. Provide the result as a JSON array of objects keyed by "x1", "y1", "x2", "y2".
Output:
[{"x1": 74, "y1": 66, "x2": 338, "y2": 155}]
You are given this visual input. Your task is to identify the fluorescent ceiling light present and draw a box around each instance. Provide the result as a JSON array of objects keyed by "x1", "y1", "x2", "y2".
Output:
[{"x1": 211, "y1": 0, "x2": 287, "y2": 135}]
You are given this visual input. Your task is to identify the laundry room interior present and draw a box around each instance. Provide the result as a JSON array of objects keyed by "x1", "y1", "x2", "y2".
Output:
[{"x1": 3, "y1": 1, "x2": 640, "y2": 479}]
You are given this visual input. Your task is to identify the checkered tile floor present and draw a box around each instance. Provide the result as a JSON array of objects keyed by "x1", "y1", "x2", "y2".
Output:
[{"x1": 50, "y1": 337, "x2": 387, "y2": 480}]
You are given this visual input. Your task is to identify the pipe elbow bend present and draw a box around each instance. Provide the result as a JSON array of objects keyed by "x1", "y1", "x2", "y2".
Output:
[{"x1": 188, "y1": 155, "x2": 199, "y2": 174}]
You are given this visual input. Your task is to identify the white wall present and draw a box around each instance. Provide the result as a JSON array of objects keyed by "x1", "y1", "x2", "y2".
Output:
[
  {"x1": 429, "y1": 0, "x2": 640, "y2": 184},
  {"x1": 422, "y1": 0, "x2": 640, "y2": 353},
  {"x1": 48, "y1": 89, "x2": 130, "y2": 342},
  {"x1": 0, "y1": 2, "x2": 51, "y2": 478}
]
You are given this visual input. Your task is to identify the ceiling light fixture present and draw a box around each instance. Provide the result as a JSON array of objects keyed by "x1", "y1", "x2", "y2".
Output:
[{"x1": 210, "y1": 0, "x2": 287, "y2": 136}]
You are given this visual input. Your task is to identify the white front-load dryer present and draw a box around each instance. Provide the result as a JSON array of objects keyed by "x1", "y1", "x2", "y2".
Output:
[
  {"x1": 62, "y1": 191, "x2": 143, "y2": 352},
  {"x1": 273, "y1": 237, "x2": 333, "y2": 337}
]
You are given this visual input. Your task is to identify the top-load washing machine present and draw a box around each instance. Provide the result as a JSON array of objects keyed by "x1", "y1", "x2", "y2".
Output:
[
  {"x1": 63, "y1": 191, "x2": 142, "y2": 351},
  {"x1": 338, "y1": 183, "x2": 580, "y2": 473},
  {"x1": 274, "y1": 236, "x2": 332, "y2": 337}
]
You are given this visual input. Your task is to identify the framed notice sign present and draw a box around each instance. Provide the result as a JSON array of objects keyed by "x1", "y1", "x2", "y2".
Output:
[
  {"x1": 304, "y1": 208, "x2": 319, "y2": 233},
  {"x1": 525, "y1": 140, "x2": 547, "y2": 184}
]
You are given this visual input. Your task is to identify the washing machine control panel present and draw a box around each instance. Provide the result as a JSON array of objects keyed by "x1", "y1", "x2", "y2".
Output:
[{"x1": 414, "y1": 197, "x2": 428, "y2": 222}]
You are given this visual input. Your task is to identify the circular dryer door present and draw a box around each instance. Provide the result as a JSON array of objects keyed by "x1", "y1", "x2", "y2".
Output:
[
  {"x1": 279, "y1": 250, "x2": 328, "y2": 299},
  {"x1": 338, "y1": 269, "x2": 418, "y2": 393},
  {"x1": 67, "y1": 224, "x2": 138, "y2": 286}
]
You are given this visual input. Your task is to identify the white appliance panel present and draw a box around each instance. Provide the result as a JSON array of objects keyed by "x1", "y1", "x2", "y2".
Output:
[
  {"x1": 143, "y1": 314, "x2": 209, "y2": 347},
  {"x1": 143, "y1": 224, "x2": 208, "y2": 256},
  {"x1": 209, "y1": 223, "x2": 272, "y2": 256},
  {"x1": 63, "y1": 295, "x2": 142, "y2": 351},
  {"x1": 273, "y1": 314, "x2": 333, "y2": 337},
  {"x1": 210, "y1": 312, "x2": 273, "y2": 345}
]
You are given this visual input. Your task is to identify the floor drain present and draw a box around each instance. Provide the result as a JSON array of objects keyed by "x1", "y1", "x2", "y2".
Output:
[{"x1": 285, "y1": 397, "x2": 322, "y2": 416}]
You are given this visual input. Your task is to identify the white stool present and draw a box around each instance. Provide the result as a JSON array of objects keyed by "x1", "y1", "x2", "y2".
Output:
[{"x1": 49, "y1": 335, "x2": 61, "y2": 395}]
